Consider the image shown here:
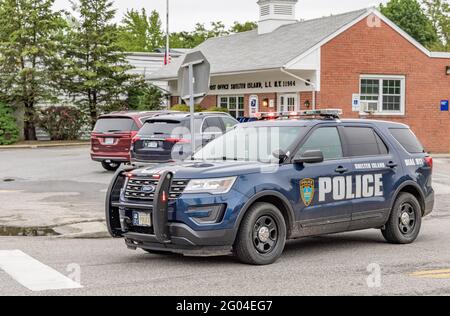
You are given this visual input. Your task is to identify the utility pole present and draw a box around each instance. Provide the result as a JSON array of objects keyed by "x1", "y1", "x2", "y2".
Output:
[{"x1": 165, "y1": 0, "x2": 170, "y2": 65}]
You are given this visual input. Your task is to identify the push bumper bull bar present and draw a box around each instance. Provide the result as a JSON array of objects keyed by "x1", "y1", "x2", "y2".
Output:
[{"x1": 107, "y1": 169, "x2": 234, "y2": 256}]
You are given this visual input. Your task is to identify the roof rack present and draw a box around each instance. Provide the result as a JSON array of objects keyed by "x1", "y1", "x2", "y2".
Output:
[{"x1": 254, "y1": 109, "x2": 342, "y2": 120}]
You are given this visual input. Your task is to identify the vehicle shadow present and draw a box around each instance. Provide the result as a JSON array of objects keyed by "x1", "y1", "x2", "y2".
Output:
[{"x1": 133, "y1": 230, "x2": 388, "y2": 266}]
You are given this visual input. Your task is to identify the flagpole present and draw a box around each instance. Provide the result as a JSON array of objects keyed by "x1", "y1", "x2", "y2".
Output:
[{"x1": 165, "y1": 0, "x2": 170, "y2": 65}]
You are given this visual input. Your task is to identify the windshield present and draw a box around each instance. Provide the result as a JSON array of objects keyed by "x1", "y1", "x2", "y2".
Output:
[
  {"x1": 94, "y1": 118, "x2": 137, "y2": 133},
  {"x1": 193, "y1": 125, "x2": 307, "y2": 163}
]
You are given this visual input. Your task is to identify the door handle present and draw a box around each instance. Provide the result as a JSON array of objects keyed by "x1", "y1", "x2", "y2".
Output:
[
  {"x1": 387, "y1": 161, "x2": 398, "y2": 169},
  {"x1": 335, "y1": 166, "x2": 348, "y2": 174}
]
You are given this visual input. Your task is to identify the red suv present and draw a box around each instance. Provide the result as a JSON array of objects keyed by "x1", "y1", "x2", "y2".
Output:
[{"x1": 91, "y1": 111, "x2": 170, "y2": 171}]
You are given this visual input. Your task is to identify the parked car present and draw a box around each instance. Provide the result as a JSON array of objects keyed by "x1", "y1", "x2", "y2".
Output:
[
  {"x1": 91, "y1": 111, "x2": 177, "y2": 171},
  {"x1": 130, "y1": 112, "x2": 238, "y2": 164}
]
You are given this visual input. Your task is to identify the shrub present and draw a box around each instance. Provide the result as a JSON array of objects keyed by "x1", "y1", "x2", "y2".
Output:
[
  {"x1": 38, "y1": 106, "x2": 87, "y2": 141},
  {"x1": 0, "y1": 102, "x2": 20, "y2": 145},
  {"x1": 204, "y1": 106, "x2": 229, "y2": 113},
  {"x1": 170, "y1": 104, "x2": 203, "y2": 112}
]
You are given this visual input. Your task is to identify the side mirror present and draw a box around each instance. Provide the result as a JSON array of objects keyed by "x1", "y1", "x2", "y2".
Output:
[
  {"x1": 293, "y1": 150, "x2": 324, "y2": 164},
  {"x1": 272, "y1": 149, "x2": 288, "y2": 163}
]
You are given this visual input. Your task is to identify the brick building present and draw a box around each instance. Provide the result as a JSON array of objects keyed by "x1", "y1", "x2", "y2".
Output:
[{"x1": 150, "y1": 0, "x2": 450, "y2": 153}]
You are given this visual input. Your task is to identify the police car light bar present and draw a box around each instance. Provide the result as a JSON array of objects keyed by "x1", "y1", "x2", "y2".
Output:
[{"x1": 255, "y1": 109, "x2": 342, "y2": 120}]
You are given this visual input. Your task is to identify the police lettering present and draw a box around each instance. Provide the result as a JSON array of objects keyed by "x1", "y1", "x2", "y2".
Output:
[{"x1": 319, "y1": 174, "x2": 383, "y2": 202}]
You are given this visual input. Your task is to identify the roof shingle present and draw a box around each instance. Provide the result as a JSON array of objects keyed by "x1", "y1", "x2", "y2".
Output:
[{"x1": 150, "y1": 8, "x2": 369, "y2": 80}]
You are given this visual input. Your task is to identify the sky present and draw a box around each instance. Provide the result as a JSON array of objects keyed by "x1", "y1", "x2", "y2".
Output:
[{"x1": 54, "y1": 0, "x2": 390, "y2": 32}]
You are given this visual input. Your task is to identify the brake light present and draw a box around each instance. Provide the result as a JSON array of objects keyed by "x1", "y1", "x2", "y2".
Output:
[
  {"x1": 165, "y1": 138, "x2": 191, "y2": 144},
  {"x1": 424, "y1": 156, "x2": 433, "y2": 169},
  {"x1": 131, "y1": 136, "x2": 141, "y2": 144},
  {"x1": 161, "y1": 191, "x2": 167, "y2": 202}
]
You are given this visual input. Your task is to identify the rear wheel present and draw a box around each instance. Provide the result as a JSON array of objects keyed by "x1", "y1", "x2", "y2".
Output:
[
  {"x1": 382, "y1": 193, "x2": 422, "y2": 244},
  {"x1": 234, "y1": 202, "x2": 286, "y2": 265},
  {"x1": 101, "y1": 161, "x2": 121, "y2": 171}
]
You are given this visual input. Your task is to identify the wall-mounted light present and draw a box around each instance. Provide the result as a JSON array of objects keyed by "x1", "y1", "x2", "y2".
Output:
[
  {"x1": 446, "y1": 66, "x2": 450, "y2": 76},
  {"x1": 262, "y1": 98, "x2": 269, "y2": 107},
  {"x1": 304, "y1": 100, "x2": 311, "y2": 108}
]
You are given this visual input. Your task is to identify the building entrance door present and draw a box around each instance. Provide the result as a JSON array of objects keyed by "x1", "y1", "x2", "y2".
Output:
[{"x1": 278, "y1": 94, "x2": 298, "y2": 113}]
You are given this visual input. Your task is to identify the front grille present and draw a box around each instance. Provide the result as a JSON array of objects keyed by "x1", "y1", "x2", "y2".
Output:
[{"x1": 124, "y1": 177, "x2": 189, "y2": 202}]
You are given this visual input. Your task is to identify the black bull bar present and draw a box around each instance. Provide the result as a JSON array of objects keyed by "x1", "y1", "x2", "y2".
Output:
[{"x1": 106, "y1": 168, "x2": 174, "y2": 243}]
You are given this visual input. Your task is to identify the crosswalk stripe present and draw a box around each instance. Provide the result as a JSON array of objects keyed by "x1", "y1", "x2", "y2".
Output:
[
  {"x1": 0, "y1": 250, "x2": 83, "y2": 291},
  {"x1": 411, "y1": 269, "x2": 450, "y2": 276}
]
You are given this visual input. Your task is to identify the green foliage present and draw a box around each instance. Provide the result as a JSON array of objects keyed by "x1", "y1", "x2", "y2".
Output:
[
  {"x1": 127, "y1": 83, "x2": 164, "y2": 111},
  {"x1": 0, "y1": 0, "x2": 67, "y2": 140},
  {"x1": 170, "y1": 104, "x2": 203, "y2": 112},
  {"x1": 229, "y1": 21, "x2": 258, "y2": 33},
  {"x1": 61, "y1": 0, "x2": 138, "y2": 129},
  {"x1": 117, "y1": 9, "x2": 164, "y2": 52},
  {"x1": 0, "y1": 103, "x2": 20, "y2": 145},
  {"x1": 423, "y1": 0, "x2": 450, "y2": 51},
  {"x1": 170, "y1": 21, "x2": 257, "y2": 49},
  {"x1": 37, "y1": 106, "x2": 86, "y2": 141},
  {"x1": 205, "y1": 106, "x2": 229, "y2": 113},
  {"x1": 380, "y1": 0, "x2": 439, "y2": 48}
]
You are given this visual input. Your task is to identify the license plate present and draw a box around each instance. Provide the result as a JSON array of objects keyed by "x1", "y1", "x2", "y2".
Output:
[
  {"x1": 145, "y1": 141, "x2": 158, "y2": 148},
  {"x1": 132, "y1": 212, "x2": 152, "y2": 227},
  {"x1": 104, "y1": 138, "x2": 115, "y2": 145}
]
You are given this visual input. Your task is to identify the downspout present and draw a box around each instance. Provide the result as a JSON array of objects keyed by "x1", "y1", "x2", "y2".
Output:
[{"x1": 280, "y1": 67, "x2": 317, "y2": 110}]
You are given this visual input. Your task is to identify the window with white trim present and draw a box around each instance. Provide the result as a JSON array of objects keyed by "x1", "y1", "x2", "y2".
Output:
[
  {"x1": 360, "y1": 76, "x2": 405, "y2": 115},
  {"x1": 219, "y1": 96, "x2": 245, "y2": 118}
]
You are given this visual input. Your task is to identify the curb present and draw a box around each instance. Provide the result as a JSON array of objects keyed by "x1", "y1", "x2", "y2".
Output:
[
  {"x1": 0, "y1": 220, "x2": 109, "y2": 239},
  {"x1": 0, "y1": 142, "x2": 90, "y2": 150}
]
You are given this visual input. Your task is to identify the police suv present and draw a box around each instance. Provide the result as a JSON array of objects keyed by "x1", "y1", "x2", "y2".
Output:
[{"x1": 106, "y1": 110, "x2": 434, "y2": 265}]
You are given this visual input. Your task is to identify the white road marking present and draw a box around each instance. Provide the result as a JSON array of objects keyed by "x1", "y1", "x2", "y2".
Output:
[{"x1": 0, "y1": 250, "x2": 83, "y2": 291}]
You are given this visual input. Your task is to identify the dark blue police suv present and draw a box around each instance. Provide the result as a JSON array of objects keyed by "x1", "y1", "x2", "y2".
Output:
[{"x1": 106, "y1": 110, "x2": 434, "y2": 265}]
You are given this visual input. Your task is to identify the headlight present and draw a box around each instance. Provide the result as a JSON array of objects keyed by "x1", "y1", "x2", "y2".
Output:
[{"x1": 184, "y1": 177, "x2": 237, "y2": 194}]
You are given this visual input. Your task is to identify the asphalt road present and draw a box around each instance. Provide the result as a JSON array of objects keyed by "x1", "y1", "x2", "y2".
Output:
[{"x1": 0, "y1": 147, "x2": 450, "y2": 296}]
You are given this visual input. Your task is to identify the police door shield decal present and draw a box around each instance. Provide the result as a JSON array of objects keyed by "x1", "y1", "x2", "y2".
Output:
[{"x1": 300, "y1": 178, "x2": 315, "y2": 206}]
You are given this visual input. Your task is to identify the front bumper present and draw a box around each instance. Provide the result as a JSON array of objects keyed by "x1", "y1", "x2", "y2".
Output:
[
  {"x1": 107, "y1": 170, "x2": 243, "y2": 256},
  {"x1": 123, "y1": 223, "x2": 234, "y2": 256}
]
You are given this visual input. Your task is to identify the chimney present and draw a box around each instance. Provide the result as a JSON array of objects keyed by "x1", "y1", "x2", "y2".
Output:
[{"x1": 257, "y1": 0, "x2": 298, "y2": 35}]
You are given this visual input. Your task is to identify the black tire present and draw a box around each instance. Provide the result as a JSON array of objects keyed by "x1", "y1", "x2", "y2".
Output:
[
  {"x1": 382, "y1": 193, "x2": 422, "y2": 244},
  {"x1": 234, "y1": 202, "x2": 286, "y2": 265},
  {"x1": 101, "y1": 161, "x2": 121, "y2": 171}
]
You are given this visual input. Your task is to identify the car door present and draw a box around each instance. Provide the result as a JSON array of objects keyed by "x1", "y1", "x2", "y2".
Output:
[
  {"x1": 292, "y1": 124, "x2": 353, "y2": 236},
  {"x1": 340, "y1": 124, "x2": 400, "y2": 230}
]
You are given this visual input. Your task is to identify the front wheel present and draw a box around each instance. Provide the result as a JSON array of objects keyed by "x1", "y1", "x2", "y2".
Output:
[
  {"x1": 234, "y1": 202, "x2": 286, "y2": 265},
  {"x1": 101, "y1": 161, "x2": 121, "y2": 171},
  {"x1": 382, "y1": 193, "x2": 422, "y2": 244}
]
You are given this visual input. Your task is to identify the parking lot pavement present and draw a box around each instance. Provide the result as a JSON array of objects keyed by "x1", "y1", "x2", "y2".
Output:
[
  {"x1": 0, "y1": 146, "x2": 113, "y2": 230},
  {"x1": 1, "y1": 215, "x2": 450, "y2": 296}
]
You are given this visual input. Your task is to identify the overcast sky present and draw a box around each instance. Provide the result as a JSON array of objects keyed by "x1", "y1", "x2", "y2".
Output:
[{"x1": 54, "y1": 0, "x2": 390, "y2": 32}]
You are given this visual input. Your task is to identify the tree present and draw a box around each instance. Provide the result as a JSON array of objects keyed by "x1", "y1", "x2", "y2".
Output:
[
  {"x1": 0, "y1": 0, "x2": 66, "y2": 140},
  {"x1": 380, "y1": 0, "x2": 439, "y2": 49},
  {"x1": 229, "y1": 21, "x2": 257, "y2": 33},
  {"x1": 423, "y1": 0, "x2": 450, "y2": 51},
  {"x1": 0, "y1": 102, "x2": 20, "y2": 145},
  {"x1": 62, "y1": 0, "x2": 136, "y2": 129},
  {"x1": 127, "y1": 83, "x2": 164, "y2": 111},
  {"x1": 117, "y1": 8, "x2": 164, "y2": 52},
  {"x1": 170, "y1": 21, "x2": 257, "y2": 49}
]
